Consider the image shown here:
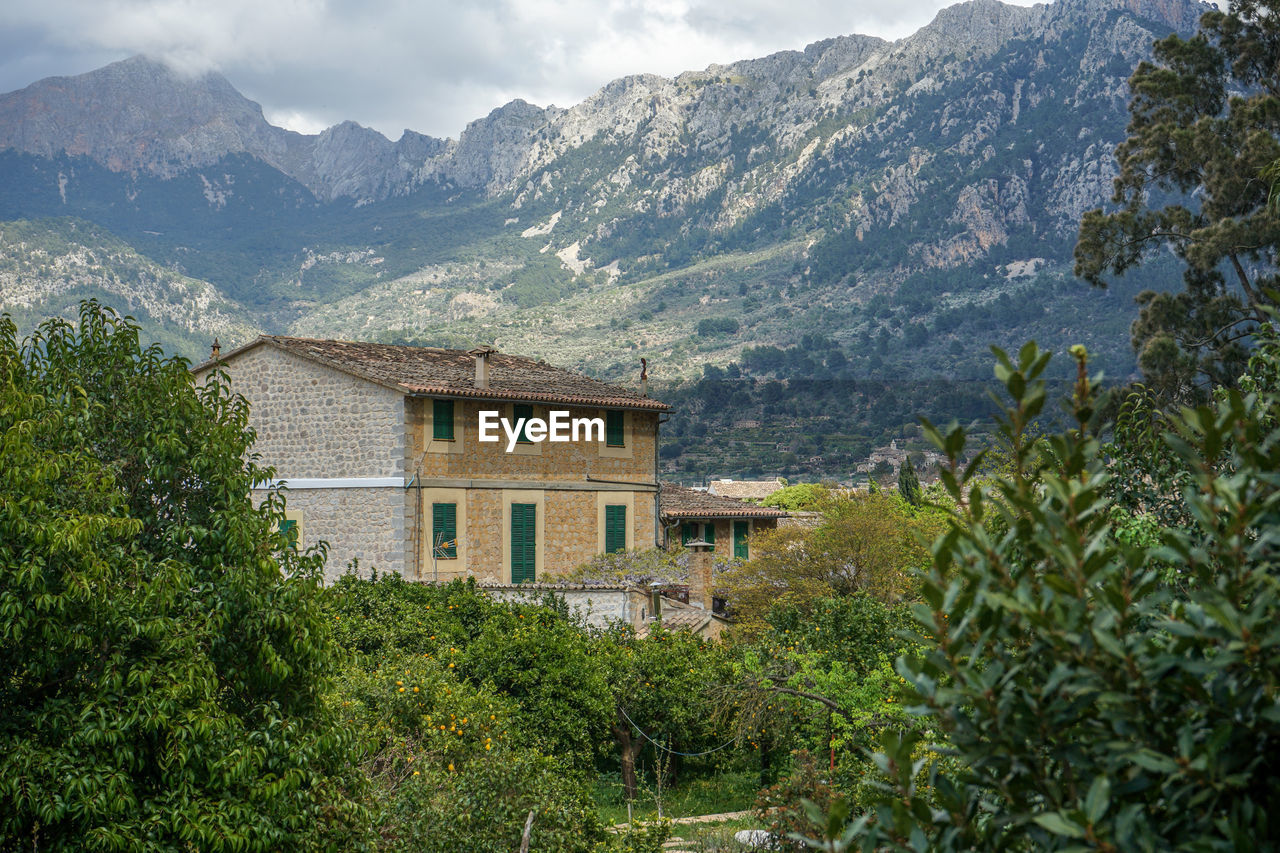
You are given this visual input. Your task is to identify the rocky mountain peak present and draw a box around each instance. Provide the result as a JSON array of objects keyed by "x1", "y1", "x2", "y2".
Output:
[{"x1": 0, "y1": 54, "x2": 270, "y2": 175}]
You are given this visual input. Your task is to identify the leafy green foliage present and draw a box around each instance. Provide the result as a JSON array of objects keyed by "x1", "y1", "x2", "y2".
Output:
[
  {"x1": 320, "y1": 573, "x2": 689, "y2": 849},
  {"x1": 720, "y1": 492, "x2": 943, "y2": 632},
  {"x1": 1075, "y1": 1, "x2": 1280, "y2": 398},
  {"x1": 0, "y1": 302, "x2": 366, "y2": 850},
  {"x1": 762, "y1": 483, "x2": 832, "y2": 511},
  {"x1": 840, "y1": 338, "x2": 1280, "y2": 850}
]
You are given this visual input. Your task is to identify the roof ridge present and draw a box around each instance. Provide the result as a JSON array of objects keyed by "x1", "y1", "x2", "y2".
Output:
[{"x1": 200, "y1": 335, "x2": 671, "y2": 412}]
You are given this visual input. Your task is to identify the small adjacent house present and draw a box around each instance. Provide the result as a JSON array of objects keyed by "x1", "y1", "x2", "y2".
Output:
[
  {"x1": 707, "y1": 477, "x2": 785, "y2": 502},
  {"x1": 195, "y1": 336, "x2": 669, "y2": 583},
  {"x1": 659, "y1": 483, "x2": 787, "y2": 561}
]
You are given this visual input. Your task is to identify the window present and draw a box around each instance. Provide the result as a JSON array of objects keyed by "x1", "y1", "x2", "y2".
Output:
[
  {"x1": 513, "y1": 404, "x2": 534, "y2": 443},
  {"x1": 511, "y1": 503, "x2": 537, "y2": 583},
  {"x1": 704, "y1": 522, "x2": 715, "y2": 545},
  {"x1": 279, "y1": 517, "x2": 299, "y2": 549},
  {"x1": 432, "y1": 502, "x2": 457, "y2": 559},
  {"x1": 605, "y1": 504, "x2": 627, "y2": 553},
  {"x1": 433, "y1": 399, "x2": 455, "y2": 441},
  {"x1": 734, "y1": 521, "x2": 750, "y2": 559},
  {"x1": 681, "y1": 522, "x2": 697, "y2": 546},
  {"x1": 606, "y1": 410, "x2": 625, "y2": 446}
]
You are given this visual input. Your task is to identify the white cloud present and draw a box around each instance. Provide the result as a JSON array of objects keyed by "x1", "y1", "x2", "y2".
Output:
[{"x1": 0, "y1": 0, "x2": 1039, "y2": 139}]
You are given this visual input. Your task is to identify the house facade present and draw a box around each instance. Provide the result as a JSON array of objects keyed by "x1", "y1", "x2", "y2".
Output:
[
  {"x1": 659, "y1": 482, "x2": 787, "y2": 561},
  {"x1": 195, "y1": 336, "x2": 668, "y2": 584}
]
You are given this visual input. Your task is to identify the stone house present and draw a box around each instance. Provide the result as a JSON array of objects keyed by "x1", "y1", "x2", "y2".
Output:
[
  {"x1": 659, "y1": 483, "x2": 787, "y2": 561},
  {"x1": 195, "y1": 336, "x2": 669, "y2": 584}
]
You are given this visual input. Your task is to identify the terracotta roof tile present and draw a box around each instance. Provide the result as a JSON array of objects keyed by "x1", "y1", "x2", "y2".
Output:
[
  {"x1": 204, "y1": 336, "x2": 670, "y2": 411},
  {"x1": 660, "y1": 482, "x2": 788, "y2": 520},
  {"x1": 708, "y1": 478, "x2": 785, "y2": 500}
]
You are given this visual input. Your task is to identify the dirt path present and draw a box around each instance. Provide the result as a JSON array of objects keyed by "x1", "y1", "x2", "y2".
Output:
[{"x1": 612, "y1": 809, "x2": 753, "y2": 829}]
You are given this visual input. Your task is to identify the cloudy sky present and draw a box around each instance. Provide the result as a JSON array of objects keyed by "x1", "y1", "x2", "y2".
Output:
[{"x1": 0, "y1": 0, "x2": 1040, "y2": 141}]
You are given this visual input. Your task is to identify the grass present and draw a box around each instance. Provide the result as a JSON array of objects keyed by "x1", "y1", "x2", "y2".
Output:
[{"x1": 595, "y1": 768, "x2": 761, "y2": 825}]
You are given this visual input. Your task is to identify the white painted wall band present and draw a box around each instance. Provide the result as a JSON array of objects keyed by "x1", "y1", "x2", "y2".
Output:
[{"x1": 256, "y1": 477, "x2": 406, "y2": 489}]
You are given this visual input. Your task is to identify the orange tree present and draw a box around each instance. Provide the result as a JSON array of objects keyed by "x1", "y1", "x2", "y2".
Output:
[
  {"x1": 595, "y1": 624, "x2": 733, "y2": 802},
  {"x1": 0, "y1": 304, "x2": 366, "y2": 850},
  {"x1": 322, "y1": 574, "x2": 639, "y2": 852}
]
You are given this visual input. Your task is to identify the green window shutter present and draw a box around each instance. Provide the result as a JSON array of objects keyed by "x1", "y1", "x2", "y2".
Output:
[
  {"x1": 734, "y1": 521, "x2": 749, "y2": 559},
  {"x1": 511, "y1": 503, "x2": 537, "y2": 583},
  {"x1": 279, "y1": 518, "x2": 298, "y2": 548},
  {"x1": 513, "y1": 404, "x2": 534, "y2": 443},
  {"x1": 606, "y1": 410, "x2": 625, "y2": 446},
  {"x1": 681, "y1": 522, "x2": 695, "y2": 546},
  {"x1": 432, "y1": 502, "x2": 457, "y2": 559},
  {"x1": 704, "y1": 522, "x2": 715, "y2": 545},
  {"x1": 433, "y1": 399, "x2": 455, "y2": 441},
  {"x1": 605, "y1": 504, "x2": 627, "y2": 553}
]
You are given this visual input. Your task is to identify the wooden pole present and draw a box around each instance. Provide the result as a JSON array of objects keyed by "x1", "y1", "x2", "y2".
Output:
[{"x1": 519, "y1": 809, "x2": 535, "y2": 853}]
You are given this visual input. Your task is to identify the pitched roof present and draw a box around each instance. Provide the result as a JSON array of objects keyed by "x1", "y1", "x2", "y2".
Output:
[
  {"x1": 636, "y1": 608, "x2": 724, "y2": 638},
  {"x1": 660, "y1": 483, "x2": 788, "y2": 520},
  {"x1": 201, "y1": 336, "x2": 669, "y2": 411},
  {"x1": 708, "y1": 478, "x2": 785, "y2": 501}
]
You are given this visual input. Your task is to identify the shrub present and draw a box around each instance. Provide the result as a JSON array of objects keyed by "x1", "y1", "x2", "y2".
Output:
[{"x1": 843, "y1": 339, "x2": 1280, "y2": 850}]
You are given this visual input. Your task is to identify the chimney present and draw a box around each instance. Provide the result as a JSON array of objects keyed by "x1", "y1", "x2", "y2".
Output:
[
  {"x1": 640, "y1": 357, "x2": 649, "y2": 397},
  {"x1": 649, "y1": 583, "x2": 663, "y2": 622},
  {"x1": 210, "y1": 338, "x2": 221, "y2": 360},
  {"x1": 469, "y1": 345, "x2": 495, "y2": 389},
  {"x1": 687, "y1": 538, "x2": 715, "y2": 610}
]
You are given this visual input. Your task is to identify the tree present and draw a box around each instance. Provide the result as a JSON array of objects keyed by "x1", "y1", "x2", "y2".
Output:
[
  {"x1": 837, "y1": 339, "x2": 1280, "y2": 850},
  {"x1": 0, "y1": 303, "x2": 365, "y2": 850},
  {"x1": 896, "y1": 459, "x2": 922, "y2": 508},
  {"x1": 1075, "y1": 1, "x2": 1280, "y2": 400},
  {"x1": 598, "y1": 626, "x2": 730, "y2": 802},
  {"x1": 762, "y1": 482, "x2": 832, "y2": 511},
  {"x1": 719, "y1": 492, "x2": 940, "y2": 633}
]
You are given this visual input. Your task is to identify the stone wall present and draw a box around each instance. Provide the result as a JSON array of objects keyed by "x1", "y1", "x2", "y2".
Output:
[
  {"x1": 405, "y1": 396, "x2": 662, "y2": 582},
  {"x1": 411, "y1": 398, "x2": 659, "y2": 484},
  {"x1": 479, "y1": 585, "x2": 647, "y2": 629},
  {"x1": 202, "y1": 344, "x2": 410, "y2": 579},
  {"x1": 260, "y1": 486, "x2": 406, "y2": 582},
  {"x1": 210, "y1": 344, "x2": 406, "y2": 479}
]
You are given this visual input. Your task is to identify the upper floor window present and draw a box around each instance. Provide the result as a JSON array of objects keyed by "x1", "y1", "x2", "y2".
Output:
[
  {"x1": 606, "y1": 410, "x2": 625, "y2": 447},
  {"x1": 433, "y1": 399, "x2": 455, "y2": 441},
  {"x1": 513, "y1": 404, "x2": 534, "y2": 443}
]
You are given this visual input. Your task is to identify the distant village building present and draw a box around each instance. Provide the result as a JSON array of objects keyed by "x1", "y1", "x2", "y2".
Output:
[
  {"x1": 195, "y1": 336, "x2": 669, "y2": 584},
  {"x1": 659, "y1": 483, "x2": 787, "y2": 561},
  {"x1": 854, "y1": 440, "x2": 944, "y2": 478}
]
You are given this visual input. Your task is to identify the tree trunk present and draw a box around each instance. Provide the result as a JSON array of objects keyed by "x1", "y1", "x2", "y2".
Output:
[{"x1": 612, "y1": 721, "x2": 644, "y2": 802}]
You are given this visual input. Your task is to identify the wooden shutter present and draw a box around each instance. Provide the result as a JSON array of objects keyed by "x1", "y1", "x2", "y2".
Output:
[
  {"x1": 511, "y1": 503, "x2": 537, "y2": 583},
  {"x1": 605, "y1": 504, "x2": 627, "y2": 553},
  {"x1": 433, "y1": 399, "x2": 454, "y2": 441},
  {"x1": 704, "y1": 522, "x2": 715, "y2": 545},
  {"x1": 606, "y1": 410, "x2": 625, "y2": 446},
  {"x1": 681, "y1": 522, "x2": 696, "y2": 546},
  {"x1": 279, "y1": 518, "x2": 298, "y2": 548},
  {"x1": 432, "y1": 502, "x2": 457, "y2": 558},
  {"x1": 513, "y1": 404, "x2": 534, "y2": 443},
  {"x1": 734, "y1": 521, "x2": 749, "y2": 559}
]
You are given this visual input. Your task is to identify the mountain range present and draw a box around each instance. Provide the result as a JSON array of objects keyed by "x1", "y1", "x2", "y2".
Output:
[{"x1": 0, "y1": 0, "x2": 1208, "y2": 393}]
